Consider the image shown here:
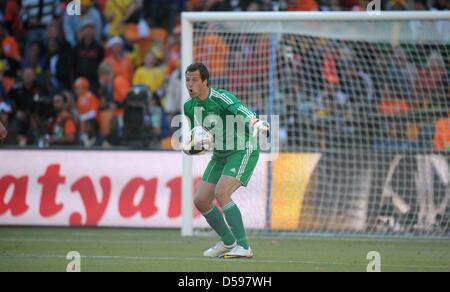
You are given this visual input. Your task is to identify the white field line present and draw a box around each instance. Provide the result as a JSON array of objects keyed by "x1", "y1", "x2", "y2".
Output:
[{"x1": 0, "y1": 252, "x2": 449, "y2": 271}]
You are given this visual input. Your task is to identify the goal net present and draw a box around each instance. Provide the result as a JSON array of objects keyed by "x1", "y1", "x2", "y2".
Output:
[{"x1": 181, "y1": 12, "x2": 450, "y2": 238}]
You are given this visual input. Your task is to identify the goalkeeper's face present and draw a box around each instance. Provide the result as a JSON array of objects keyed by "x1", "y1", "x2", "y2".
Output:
[{"x1": 186, "y1": 71, "x2": 208, "y2": 98}]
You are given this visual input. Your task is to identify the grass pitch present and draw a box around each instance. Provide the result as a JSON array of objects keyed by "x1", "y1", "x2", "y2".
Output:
[{"x1": 0, "y1": 227, "x2": 449, "y2": 272}]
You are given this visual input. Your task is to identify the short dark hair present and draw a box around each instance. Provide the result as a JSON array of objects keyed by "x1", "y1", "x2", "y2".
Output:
[{"x1": 185, "y1": 63, "x2": 209, "y2": 85}]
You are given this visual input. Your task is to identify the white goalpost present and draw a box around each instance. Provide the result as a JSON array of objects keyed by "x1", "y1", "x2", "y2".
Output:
[
  {"x1": 181, "y1": 14, "x2": 194, "y2": 236},
  {"x1": 181, "y1": 11, "x2": 450, "y2": 238}
]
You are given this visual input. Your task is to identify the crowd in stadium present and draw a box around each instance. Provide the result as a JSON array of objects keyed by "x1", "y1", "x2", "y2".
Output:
[{"x1": 0, "y1": 0, "x2": 449, "y2": 150}]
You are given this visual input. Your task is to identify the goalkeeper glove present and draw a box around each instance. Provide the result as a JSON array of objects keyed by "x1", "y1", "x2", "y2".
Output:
[
  {"x1": 251, "y1": 119, "x2": 270, "y2": 138},
  {"x1": 182, "y1": 126, "x2": 214, "y2": 155}
]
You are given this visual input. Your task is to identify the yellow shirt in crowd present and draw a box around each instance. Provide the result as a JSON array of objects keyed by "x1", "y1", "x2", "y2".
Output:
[
  {"x1": 104, "y1": 0, "x2": 133, "y2": 37},
  {"x1": 132, "y1": 66, "x2": 166, "y2": 93}
]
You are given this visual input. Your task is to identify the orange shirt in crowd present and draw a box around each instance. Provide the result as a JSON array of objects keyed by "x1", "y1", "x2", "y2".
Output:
[
  {"x1": 104, "y1": 54, "x2": 135, "y2": 84},
  {"x1": 379, "y1": 99, "x2": 410, "y2": 115},
  {"x1": 2, "y1": 35, "x2": 21, "y2": 60},
  {"x1": 322, "y1": 50, "x2": 339, "y2": 85},
  {"x1": 194, "y1": 33, "x2": 229, "y2": 77},
  {"x1": 50, "y1": 110, "x2": 77, "y2": 138},
  {"x1": 433, "y1": 117, "x2": 450, "y2": 151},
  {"x1": 124, "y1": 26, "x2": 168, "y2": 62},
  {"x1": 166, "y1": 46, "x2": 180, "y2": 75},
  {"x1": 113, "y1": 76, "x2": 131, "y2": 116},
  {"x1": 76, "y1": 91, "x2": 100, "y2": 122},
  {"x1": 288, "y1": 0, "x2": 319, "y2": 11},
  {"x1": 1, "y1": 75, "x2": 15, "y2": 93}
]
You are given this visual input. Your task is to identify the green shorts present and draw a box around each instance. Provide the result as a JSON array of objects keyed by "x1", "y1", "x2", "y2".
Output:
[{"x1": 202, "y1": 148, "x2": 259, "y2": 187}]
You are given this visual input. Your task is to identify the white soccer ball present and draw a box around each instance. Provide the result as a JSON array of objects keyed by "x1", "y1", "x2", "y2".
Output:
[{"x1": 183, "y1": 126, "x2": 214, "y2": 155}]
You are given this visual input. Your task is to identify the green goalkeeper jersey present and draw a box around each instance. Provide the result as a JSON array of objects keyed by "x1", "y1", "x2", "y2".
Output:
[{"x1": 183, "y1": 87, "x2": 257, "y2": 156}]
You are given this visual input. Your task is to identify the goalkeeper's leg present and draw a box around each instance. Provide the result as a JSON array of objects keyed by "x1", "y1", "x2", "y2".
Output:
[
  {"x1": 214, "y1": 176, "x2": 253, "y2": 258},
  {"x1": 194, "y1": 181, "x2": 236, "y2": 257}
]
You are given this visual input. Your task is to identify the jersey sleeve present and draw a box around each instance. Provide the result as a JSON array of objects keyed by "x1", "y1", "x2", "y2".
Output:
[{"x1": 211, "y1": 90, "x2": 256, "y2": 121}]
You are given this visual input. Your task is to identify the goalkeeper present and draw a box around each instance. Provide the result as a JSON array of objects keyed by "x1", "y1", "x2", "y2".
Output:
[{"x1": 183, "y1": 63, "x2": 269, "y2": 259}]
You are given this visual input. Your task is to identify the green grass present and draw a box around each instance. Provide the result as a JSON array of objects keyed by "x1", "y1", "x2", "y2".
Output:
[{"x1": 0, "y1": 227, "x2": 449, "y2": 272}]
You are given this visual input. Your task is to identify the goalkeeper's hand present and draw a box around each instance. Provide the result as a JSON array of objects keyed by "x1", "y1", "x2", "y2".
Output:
[
  {"x1": 182, "y1": 126, "x2": 214, "y2": 156},
  {"x1": 250, "y1": 119, "x2": 270, "y2": 138}
]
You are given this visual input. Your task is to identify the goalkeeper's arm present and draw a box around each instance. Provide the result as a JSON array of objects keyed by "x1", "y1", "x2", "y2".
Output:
[
  {"x1": 229, "y1": 103, "x2": 270, "y2": 137},
  {"x1": 229, "y1": 105, "x2": 270, "y2": 137},
  {"x1": 211, "y1": 93, "x2": 270, "y2": 137}
]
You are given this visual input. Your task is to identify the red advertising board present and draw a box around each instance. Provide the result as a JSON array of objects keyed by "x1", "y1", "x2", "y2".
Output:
[{"x1": 0, "y1": 150, "x2": 266, "y2": 229}]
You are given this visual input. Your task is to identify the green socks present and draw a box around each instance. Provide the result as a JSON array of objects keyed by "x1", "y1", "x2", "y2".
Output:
[
  {"x1": 202, "y1": 206, "x2": 236, "y2": 246},
  {"x1": 223, "y1": 201, "x2": 250, "y2": 249},
  {"x1": 203, "y1": 202, "x2": 250, "y2": 250}
]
